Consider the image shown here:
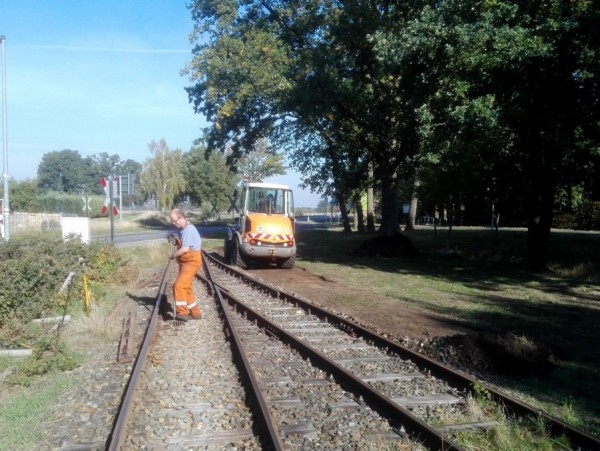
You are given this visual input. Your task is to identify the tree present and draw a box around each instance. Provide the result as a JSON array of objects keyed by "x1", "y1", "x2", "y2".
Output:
[
  {"x1": 400, "y1": 1, "x2": 600, "y2": 269},
  {"x1": 5, "y1": 179, "x2": 40, "y2": 212},
  {"x1": 140, "y1": 139, "x2": 186, "y2": 212},
  {"x1": 235, "y1": 138, "x2": 286, "y2": 182},
  {"x1": 185, "y1": 1, "x2": 423, "y2": 236},
  {"x1": 37, "y1": 149, "x2": 88, "y2": 193},
  {"x1": 91, "y1": 152, "x2": 122, "y2": 178},
  {"x1": 119, "y1": 159, "x2": 144, "y2": 207},
  {"x1": 36, "y1": 150, "x2": 138, "y2": 196},
  {"x1": 181, "y1": 145, "x2": 237, "y2": 212},
  {"x1": 185, "y1": 1, "x2": 599, "y2": 268},
  {"x1": 120, "y1": 159, "x2": 143, "y2": 178}
]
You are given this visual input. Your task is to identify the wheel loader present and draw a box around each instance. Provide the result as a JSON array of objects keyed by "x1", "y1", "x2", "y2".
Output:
[{"x1": 224, "y1": 182, "x2": 296, "y2": 269}]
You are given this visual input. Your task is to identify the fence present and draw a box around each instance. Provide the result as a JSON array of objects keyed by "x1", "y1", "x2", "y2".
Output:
[{"x1": 7, "y1": 212, "x2": 63, "y2": 232}]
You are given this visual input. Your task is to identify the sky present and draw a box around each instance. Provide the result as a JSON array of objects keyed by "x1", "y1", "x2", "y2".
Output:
[{"x1": 0, "y1": 0, "x2": 322, "y2": 207}]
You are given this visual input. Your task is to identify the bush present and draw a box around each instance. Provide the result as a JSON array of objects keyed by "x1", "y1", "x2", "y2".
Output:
[
  {"x1": 553, "y1": 203, "x2": 600, "y2": 231},
  {"x1": 3, "y1": 339, "x2": 82, "y2": 386},
  {"x1": 575, "y1": 201, "x2": 600, "y2": 231},
  {"x1": 20, "y1": 191, "x2": 105, "y2": 216},
  {"x1": 0, "y1": 233, "x2": 125, "y2": 326},
  {"x1": 552, "y1": 212, "x2": 577, "y2": 230}
]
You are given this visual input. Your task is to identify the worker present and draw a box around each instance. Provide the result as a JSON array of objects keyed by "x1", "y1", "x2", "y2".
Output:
[{"x1": 169, "y1": 208, "x2": 202, "y2": 321}]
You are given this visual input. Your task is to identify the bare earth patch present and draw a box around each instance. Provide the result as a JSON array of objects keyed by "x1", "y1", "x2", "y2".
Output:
[
  {"x1": 246, "y1": 264, "x2": 556, "y2": 379},
  {"x1": 248, "y1": 265, "x2": 462, "y2": 340}
]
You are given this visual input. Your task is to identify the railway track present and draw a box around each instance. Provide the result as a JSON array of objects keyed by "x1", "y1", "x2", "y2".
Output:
[{"x1": 103, "y1": 252, "x2": 600, "y2": 450}]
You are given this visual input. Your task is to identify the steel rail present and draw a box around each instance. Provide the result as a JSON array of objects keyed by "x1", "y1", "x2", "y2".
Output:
[
  {"x1": 201, "y1": 258, "x2": 286, "y2": 451},
  {"x1": 204, "y1": 251, "x2": 600, "y2": 451},
  {"x1": 203, "y1": 252, "x2": 463, "y2": 451},
  {"x1": 106, "y1": 260, "x2": 172, "y2": 450}
]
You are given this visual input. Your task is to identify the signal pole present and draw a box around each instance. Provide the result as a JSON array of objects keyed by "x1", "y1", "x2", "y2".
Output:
[{"x1": 1, "y1": 35, "x2": 9, "y2": 241}]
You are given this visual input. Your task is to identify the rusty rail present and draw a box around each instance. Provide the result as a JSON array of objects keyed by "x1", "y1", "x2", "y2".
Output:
[
  {"x1": 203, "y1": 251, "x2": 463, "y2": 451},
  {"x1": 204, "y1": 251, "x2": 600, "y2": 451},
  {"x1": 106, "y1": 259, "x2": 172, "y2": 450}
]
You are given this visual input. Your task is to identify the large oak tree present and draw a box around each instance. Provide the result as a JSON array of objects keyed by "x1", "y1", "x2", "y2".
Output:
[{"x1": 185, "y1": 0, "x2": 599, "y2": 269}]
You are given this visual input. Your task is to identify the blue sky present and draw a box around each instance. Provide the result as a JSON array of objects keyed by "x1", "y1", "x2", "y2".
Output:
[{"x1": 0, "y1": 0, "x2": 321, "y2": 207}]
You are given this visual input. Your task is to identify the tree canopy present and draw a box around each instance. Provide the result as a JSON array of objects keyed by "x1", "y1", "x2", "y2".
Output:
[
  {"x1": 235, "y1": 138, "x2": 286, "y2": 183},
  {"x1": 185, "y1": 0, "x2": 600, "y2": 269},
  {"x1": 37, "y1": 149, "x2": 89, "y2": 194},
  {"x1": 181, "y1": 145, "x2": 237, "y2": 212},
  {"x1": 140, "y1": 139, "x2": 186, "y2": 212},
  {"x1": 37, "y1": 149, "x2": 143, "y2": 197}
]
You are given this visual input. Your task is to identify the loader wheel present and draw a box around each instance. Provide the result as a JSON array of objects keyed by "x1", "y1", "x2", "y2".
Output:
[
  {"x1": 233, "y1": 239, "x2": 249, "y2": 269},
  {"x1": 224, "y1": 238, "x2": 233, "y2": 264},
  {"x1": 278, "y1": 254, "x2": 296, "y2": 269}
]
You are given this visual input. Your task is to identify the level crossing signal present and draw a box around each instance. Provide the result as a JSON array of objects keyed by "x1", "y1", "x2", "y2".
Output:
[{"x1": 100, "y1": 177, "x2": 119, "y2": 216}]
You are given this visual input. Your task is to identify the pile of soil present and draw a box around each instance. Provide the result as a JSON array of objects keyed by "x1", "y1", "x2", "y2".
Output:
[
  {"x1": 351, "y1": 233, "x2": 419, "y2": 258},
  {"x1": 407, "y1": 333, "x2": 557, "y2": 378}
]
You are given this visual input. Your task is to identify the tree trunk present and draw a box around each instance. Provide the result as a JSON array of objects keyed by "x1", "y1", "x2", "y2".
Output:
[
  {"x1": 355, "y1": 194, "x2": 366, "y2": 232},
  {"x1": 527, "y1": 176, "x2": 555, "y2": 271},
  {"x1": 447, "y1": 201, "x2": 454, "y2": 246},
  {"x1": 404, "y1": 176, "x2": 419, "y2": 231},
  {"x1": 367, "y1": 161, "x2": 376, "y2": 232},
  {"x1": 336, "y1": 191, "x2": 352, "y2": 232},
  {"x1": 524, "y1": 3, "x2": 573, "y2": 271},
  {"x1": 378, "y1": 172, "x2": 399, "y2": 236}
]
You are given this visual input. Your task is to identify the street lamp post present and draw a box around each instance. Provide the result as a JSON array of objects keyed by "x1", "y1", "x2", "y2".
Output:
[{"x1": 1, "y1": 35, "x2": 9, "y2": 241}]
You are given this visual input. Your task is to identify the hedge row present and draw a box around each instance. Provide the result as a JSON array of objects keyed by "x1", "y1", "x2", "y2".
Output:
[{"x1": 553, "y1": 202, "x2": 600, "y2": 231}]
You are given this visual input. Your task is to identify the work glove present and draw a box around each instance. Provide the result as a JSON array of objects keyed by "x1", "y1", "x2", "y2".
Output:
[{"x1": 167, "y1": 233, "x2": 177, "y2": 244}]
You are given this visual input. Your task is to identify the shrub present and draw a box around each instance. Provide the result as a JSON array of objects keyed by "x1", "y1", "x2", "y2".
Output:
[
  {"x1": 0, "y1": 233, "x2": 125, "y2": 327},
  {"x1": 575, "y1": 201, "x2": 600, "y2": 231},
  {"x1": 552, "y1": 212, "x2": 577, "y2": 230},
  {"x1": 4, "y1": 339, "x2": 82, "y2": 386},
  {"x1": 553, "y1": 203, "x2": 600, "y2": 231}
]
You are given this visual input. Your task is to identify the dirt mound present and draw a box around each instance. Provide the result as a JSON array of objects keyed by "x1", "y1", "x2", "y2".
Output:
[
  {"x1": 351, "y1": 233, "x2": 419, "y2": 258},
  {"x1": 414, "y1": 333, "x2": 557, "y2": 378}
]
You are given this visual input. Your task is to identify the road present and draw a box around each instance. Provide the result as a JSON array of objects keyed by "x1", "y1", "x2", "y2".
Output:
[
  {"x1": 91, "y1": 226, "x2": 228, "y2": 247},
  {"x1": 91, "y1": 220, "x2": 338, "y2": 247}
]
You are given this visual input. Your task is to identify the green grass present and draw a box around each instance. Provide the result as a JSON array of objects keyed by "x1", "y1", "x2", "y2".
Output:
[
  {"x1": 0, "y1": 372, "x2": 76, "y2": 450},
  {"x1": 89, "y1": 211, "x2": 168, "y2": 234},
  {"x1": 295, "y1": 226, "x2": 600, "y2": 439}
]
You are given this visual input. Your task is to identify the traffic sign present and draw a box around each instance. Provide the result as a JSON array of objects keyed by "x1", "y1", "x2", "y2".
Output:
[
  {"x1": 100, "y1": 177, "x2": 119, "y2": 216},
  {"x1": 82, "y1": 195, "x2": 90, "y2": 213}
]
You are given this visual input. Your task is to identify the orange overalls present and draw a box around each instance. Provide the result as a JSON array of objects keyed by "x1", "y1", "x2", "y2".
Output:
[{"x1": 173, "y1": 249, "x2": 202, "y2": 318}]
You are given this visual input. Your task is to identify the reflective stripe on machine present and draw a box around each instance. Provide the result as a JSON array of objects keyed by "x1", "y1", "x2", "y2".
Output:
[{"x1": 246, "y1": 232, "x2": 293, "y2": 241}]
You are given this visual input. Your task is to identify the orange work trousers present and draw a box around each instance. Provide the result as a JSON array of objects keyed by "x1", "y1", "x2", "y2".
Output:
[{"x1": 173, "y1": 251, "x2": 202, "y2": 318}]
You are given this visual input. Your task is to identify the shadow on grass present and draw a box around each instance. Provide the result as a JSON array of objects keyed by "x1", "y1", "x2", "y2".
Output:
[
  {"x1": 137, "y1": 217, "x2": 170, "y2": 229},
  {"x1": 297, "y1": 228, "x2": 600, "y2": 301},
  {"x1": 296, "y1": 228, "x2": 600, "y2": 435}
]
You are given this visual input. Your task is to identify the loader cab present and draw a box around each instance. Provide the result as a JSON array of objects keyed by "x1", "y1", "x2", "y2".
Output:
[
  {"x1": 242, "y1": 184, "x2": 294, "y2": 218},
  {"x1": 226, "y1": 182, "x2": 297, "y2": 269}
]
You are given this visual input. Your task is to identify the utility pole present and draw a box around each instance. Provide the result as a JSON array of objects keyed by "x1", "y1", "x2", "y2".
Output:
[{"x1": 1, "y1": 35, "x2": 9, "y2": 241}]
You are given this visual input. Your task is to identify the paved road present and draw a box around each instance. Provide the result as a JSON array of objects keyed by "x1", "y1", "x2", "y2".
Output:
[
  {"x1": 91, "y1": 220, "x2": 337, "y2": 247},
  {"x1": 91, "y1": 226, "x2": 229, "y2": 247}
]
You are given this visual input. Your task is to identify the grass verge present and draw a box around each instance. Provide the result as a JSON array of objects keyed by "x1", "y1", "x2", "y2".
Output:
[
  {"x1": 0, "y1": 239, "x2": 171, "y2": 450},
  {"x1": 0, "y1": 372, "x2": 76, "y2": 450},
  {"x1": 295, "y1": 226, "x2": 600, "y2": 438}
]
